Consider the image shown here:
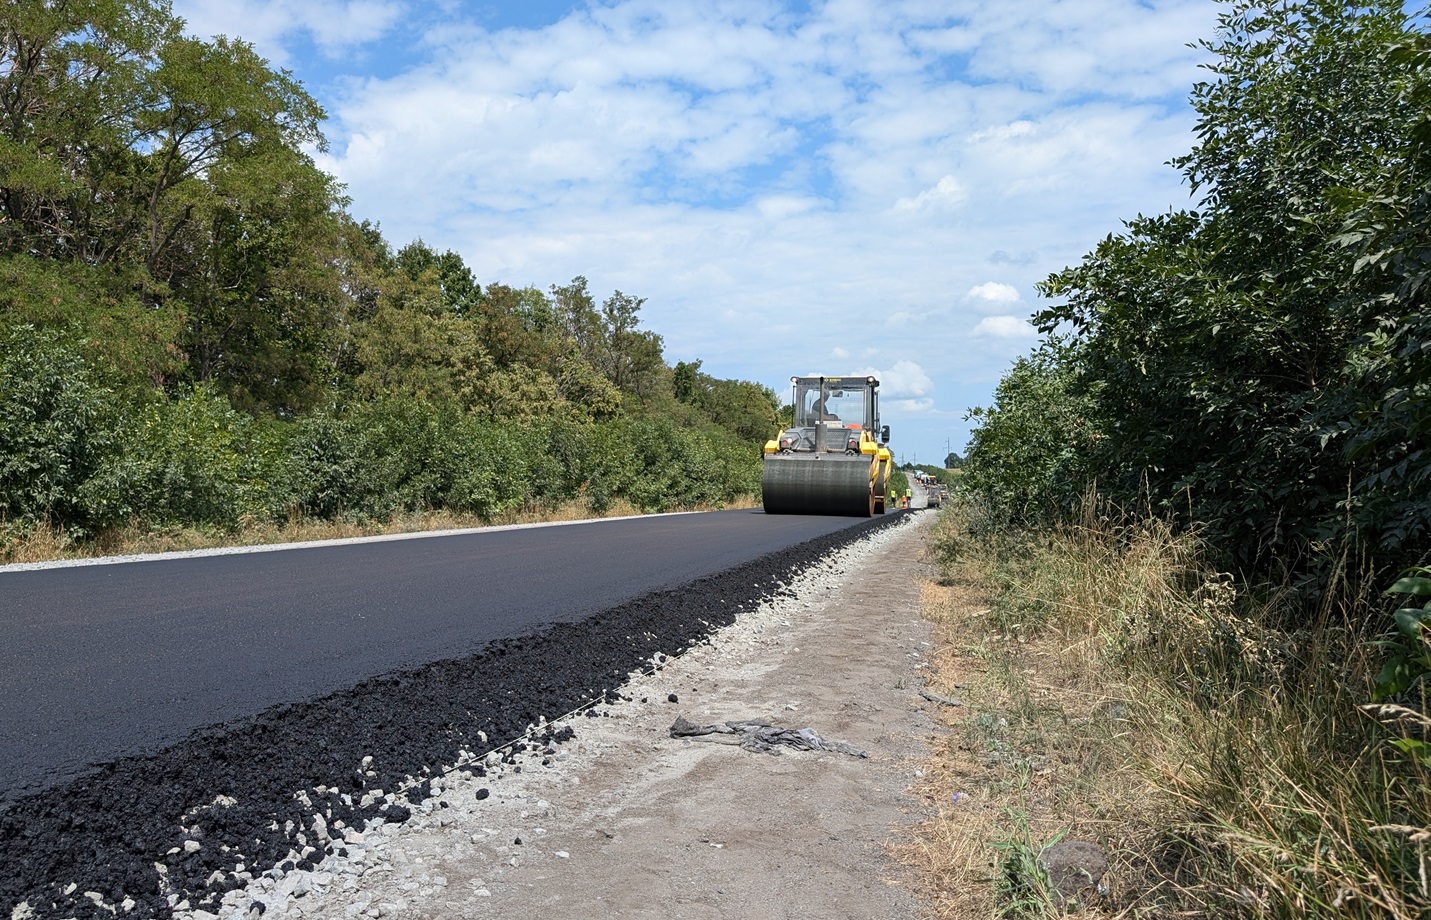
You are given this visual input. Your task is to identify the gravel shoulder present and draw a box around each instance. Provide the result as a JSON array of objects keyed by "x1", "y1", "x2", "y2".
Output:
[{"x1": 201, "y1": 512, "x2": 939, "y2": 920}]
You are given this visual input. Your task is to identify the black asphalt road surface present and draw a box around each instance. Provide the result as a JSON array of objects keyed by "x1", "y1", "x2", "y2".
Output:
[{"x1": 0, "y1": 509, "x2": 876, "y2": 806}]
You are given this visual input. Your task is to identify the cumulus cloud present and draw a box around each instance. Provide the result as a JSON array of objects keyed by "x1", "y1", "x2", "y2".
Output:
[
  {"x1": 971, "y1": 120, "x2": 1037, "y2": 143},
  {"x1": 971, "y1": 315, "x2": 1037, "y2": 338},
  {"x1": 175, "y1": 0, "x2": 403, "y2": 61},
  {"x1": 756, "y1": 195, "x2": 823, "y2": 219},
  {"x1": 956, "y1": 0, "x2": 1213, "y2": 99},
  {"x1": 893, "y1": 176, "x2": 966, "y2": 212},
  {"x1": 860, "y1": 360, "x2": 934, "y2": 400},
  {"x1": 857, "y1": 357, "x2": 936, "y2": 413},
  {"x1": 302, "y1": 0, "x2": 1207, "y2": 244},
  {"x1": 967, "y1": 282, "x2": 1021, "y2": 304}
]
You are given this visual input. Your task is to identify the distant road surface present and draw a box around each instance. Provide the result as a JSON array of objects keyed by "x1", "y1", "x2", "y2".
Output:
[{"x1": 0, "y1": 510, "x2": 875, "y2": 805}]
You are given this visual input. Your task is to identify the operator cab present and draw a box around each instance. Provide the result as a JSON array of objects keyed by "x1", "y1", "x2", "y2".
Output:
[{"x1": 776, "y1": 376, "x2": 888, "y2": 453}]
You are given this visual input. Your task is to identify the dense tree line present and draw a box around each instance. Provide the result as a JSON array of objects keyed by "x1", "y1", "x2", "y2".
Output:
[
  {"x1": 0, "y1": 0, "x2": 777, "y2": 541},
  {"x1": 963, "y1": 0, "x2": 1431, "y2": 595}
]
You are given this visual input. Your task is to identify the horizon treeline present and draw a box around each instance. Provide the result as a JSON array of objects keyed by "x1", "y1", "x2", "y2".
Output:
[{"x1": 0, "y1": 0, "x2": 776, "y2": 540}]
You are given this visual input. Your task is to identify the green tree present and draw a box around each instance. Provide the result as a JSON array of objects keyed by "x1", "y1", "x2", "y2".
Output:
[
  {"x1": 597, "y1": 290, "x2": 664, "y2": 401},
  {"x1": 1323, "y1": 25, "x2": 1431, "y2": 561},
  {"x1": 701, "y1": 378, "x2": 779, "y2": 443},
  {"x1": 550, "y1": 343, "x2": 622, "y2": 419},
  {"x1": 475, "y1": 283, "x2": 554, "y2": 369},
  {"x1": 0, "y1": 255, "x2": 184, "y2": 390},
  {"x1": 547, "y1": 277, "x2": 666, "y2": 404},
  {"x1": 550, "y1": 276, "x2": 603, "y2": 363},
  {"x1": 391, "y1": 240, "x2": 482, "y2": 318},
  {"x1": 349, "y1": 290, "x2": 489, "y2": 409},
  {"x1": 178, "y1": 141, "x2": 346, "y2": 414},
  {"x1": 1027, "y1": 0, "x2": 1420, "y2": 583},
  {"x1": 1, "y1": 0, "x2": 341, "y2": 413},
  {"x1": 670, "y1": 359, "x2": 778, "y2": 441},
  {"x1": 2, "y1": 0, "x2": 176, "y2": 262},
  {"x1": 673, "y1": 360, "x2": 704, "y2": 404},
  {"x1": 961, "y1": 343, "x2": 1094, "y2": 528}
]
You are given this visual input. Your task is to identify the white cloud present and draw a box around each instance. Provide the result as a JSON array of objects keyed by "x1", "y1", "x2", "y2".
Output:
[
  {"x1": 893, "y1": 175, "x2": 966, "y2": 212},
  {"x1": 756, "y1": 195, "x2": 822, "y2": 220},
  {"x1": 859, "y1": 359, "x2": 935, "y2": 401},
  {"x1": 967, "y1": 282, "x2": 1021, "y2": 304},
  {"x1": 175, "y1": 0, "x2": 403, "y2": 61},
  {"x1": 888, "y1": 397, "x2": 936, "y2": 413},
  {"x1": 956, "y1": 0, "x2": 1213, "y2": 100},
  {"x1": 972, "y1": 120, "x2": 1037, "y2": 143},
  {"x1": 971, "y1": 315, "x2": 1037, "y2": 338},
  {"x1": 831, "y1": 346, "x2": 851, "y2": 360}
]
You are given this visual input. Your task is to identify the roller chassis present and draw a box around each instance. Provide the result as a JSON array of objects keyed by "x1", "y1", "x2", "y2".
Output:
[{"x1": 761, "y1": 375, "x2": 893, "y2": 518}]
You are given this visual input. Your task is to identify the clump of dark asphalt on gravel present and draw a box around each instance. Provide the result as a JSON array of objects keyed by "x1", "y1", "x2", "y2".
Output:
[{"x1": 0, "y1": 514, "x2": 903, "y2": 920}]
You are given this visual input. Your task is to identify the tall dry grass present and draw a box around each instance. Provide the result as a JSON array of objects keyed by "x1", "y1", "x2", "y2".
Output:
[{"x1": 912, "y1": 501, "x2": 1431, "y2": 918}]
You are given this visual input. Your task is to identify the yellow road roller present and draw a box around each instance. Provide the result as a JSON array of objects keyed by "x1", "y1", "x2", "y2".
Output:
[{"x1": 762, "y1": 375, "x2": 894, "y2": 516}]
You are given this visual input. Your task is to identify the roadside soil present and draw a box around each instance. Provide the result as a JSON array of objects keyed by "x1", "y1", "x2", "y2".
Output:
[{"x1": 203, "y1": 512, "x2": 941, "y2": 920}]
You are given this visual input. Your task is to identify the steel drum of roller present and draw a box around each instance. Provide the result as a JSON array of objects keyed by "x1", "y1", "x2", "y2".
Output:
[{"x1": 761, "y1": 453, "x2": 874, "y2": 517}]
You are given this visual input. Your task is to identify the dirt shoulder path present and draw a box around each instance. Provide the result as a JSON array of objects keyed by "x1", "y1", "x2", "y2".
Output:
[{"x1": 196, "y1": 513, "x2": 939, "y2": 920}]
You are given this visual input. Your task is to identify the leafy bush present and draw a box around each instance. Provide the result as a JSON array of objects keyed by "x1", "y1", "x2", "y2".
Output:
[
  {"x1": 86, "y1": 387, "x2": 265, "y2": 529},
  {"x1": 1373, "y1": 566, "x2": 1431, "y2": 702},
  {"x1": 268, "y1": 403, "x2": 760, "y2": 523},
  {"x1": 960, "y1": 341, "x2": 1094, "y2": 531},
  {"x1": 283, "y1": 400, "x2": 482, "y2": 521},
  {"x1": 0, "y1": 326, "x2": 118, "y2": 534}
]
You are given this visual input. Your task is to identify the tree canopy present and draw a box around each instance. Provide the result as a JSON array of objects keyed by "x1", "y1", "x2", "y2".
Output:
[
  {"x1": 964, "y1": 0, "x2": 1431, "y2": 592},
  {"x1": 0, "y1": 0, "x2": 775, "y2": 539}
]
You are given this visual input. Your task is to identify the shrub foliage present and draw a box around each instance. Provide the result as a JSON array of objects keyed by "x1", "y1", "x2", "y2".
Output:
[{"x1": 965, "y1": 0, "x2": 1431, "y2": 592}]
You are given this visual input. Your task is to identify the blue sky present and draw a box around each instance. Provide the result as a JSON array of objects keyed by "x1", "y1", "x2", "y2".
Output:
[{"x1": 171, "y1": 0, "x2": 1220, "y2": 466}]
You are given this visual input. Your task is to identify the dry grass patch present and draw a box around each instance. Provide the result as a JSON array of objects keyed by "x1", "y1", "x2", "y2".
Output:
[
  {"x1": 898, "y1": 504, "x2": 1431, "y2": 919},
  {"x1": 897, "y1": 558, "x2": 1174, "y2": 919}
]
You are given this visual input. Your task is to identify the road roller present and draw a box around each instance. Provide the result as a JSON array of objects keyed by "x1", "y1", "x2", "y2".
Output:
[{"x1": 762, "y1": 375, "x2": 894, "y2": 516}]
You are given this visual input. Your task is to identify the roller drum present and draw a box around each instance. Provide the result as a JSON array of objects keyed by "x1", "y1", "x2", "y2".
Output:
[{"x1": 761, "y1": 454, "x2": 874, "y2": 517}]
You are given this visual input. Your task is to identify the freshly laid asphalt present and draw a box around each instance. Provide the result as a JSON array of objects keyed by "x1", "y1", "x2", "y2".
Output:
[{"x1": 0, "y1": 509, "x2": 876, "y2": 806}]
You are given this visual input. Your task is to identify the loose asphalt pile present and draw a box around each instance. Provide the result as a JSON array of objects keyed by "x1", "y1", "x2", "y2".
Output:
[{"x1": 0, "y1": 513, "x2": 904, "y2": 920}]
